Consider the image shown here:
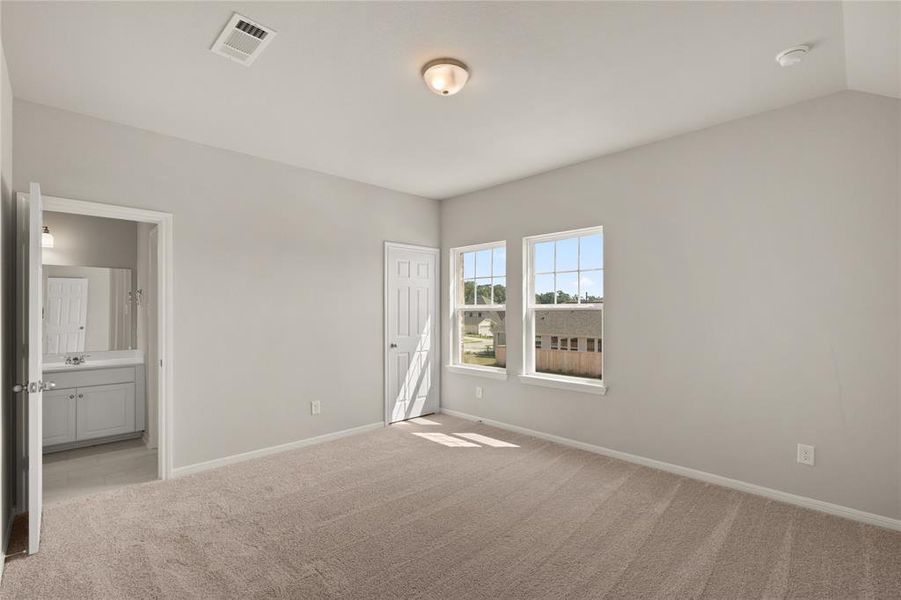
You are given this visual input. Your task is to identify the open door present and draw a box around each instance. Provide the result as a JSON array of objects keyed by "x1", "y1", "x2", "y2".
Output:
[{"x1": 15, "y1": 182, "x2": 47, "y2": 554}]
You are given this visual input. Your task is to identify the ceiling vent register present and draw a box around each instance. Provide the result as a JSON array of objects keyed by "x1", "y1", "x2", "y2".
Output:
[{"x1": 211, "y1": 13, "x2": 276, "y2": 66}]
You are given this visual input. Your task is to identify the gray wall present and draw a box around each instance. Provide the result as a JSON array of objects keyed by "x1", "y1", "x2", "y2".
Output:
[
  {"x1": 441, "y1": 91, "x2": 901, "y2": 519},
  {"x1": 0, "y1": 18, "x2": 12, "y2": 563},
  {"x1": 14, "y1": 100, "x2": 440, "y2": 469},
  {"x1": 42, "y1": 211, "x2": 137, "y2": 272}
]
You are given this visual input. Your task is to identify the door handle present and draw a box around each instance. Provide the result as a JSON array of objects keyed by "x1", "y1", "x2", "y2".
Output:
[{"x1": 12, "y1": 381, "x2": 53, "y2": 393}]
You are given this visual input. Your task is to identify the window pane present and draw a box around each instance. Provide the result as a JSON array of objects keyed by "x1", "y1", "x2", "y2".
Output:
[
  {"x1": 534, "y1": 308, "x2": 603, "y2": 380},
  {"x1": 534, "y1": 241, "x2": 554, "y2": 273},
  {"x1": 579, "y1": 234, "x2": 603, "y2": 270},
  {"x1": 463, "y1": 252, "x2": 475, "y2": 279},
  {"x1": 475, "y1": 250, "x2": 492, "y2": 278},
  {"x1": 556, "y1": 272, "x2": 579, "y2": 304},
  {"x1": 492, "y1": 247, "x2": 506, "y2": 277},
  {"x1": 492, "y1": 277, "x2": 506, "y2": 304},
  {"x1": 476, "y1": 278, "x2": 492, "y2": 304},
  {"x1": 460, "y1": 310, "x2": 506, "y2": 369},
  {"x1": 555, "y1": 237, "x2": 578, "y2": 271},
  {"x1": 580, "y1": 270, "x2": 603, "y2": 303},
  {"x1": 535, "y1": 273, "x2": 555, "y2": 304},
  {"x1": 463, "y1": 280, "x2": 475, "y2": 305},
  {"x1": 587, "y1": 338, "x2": 595, "y2": 352}
]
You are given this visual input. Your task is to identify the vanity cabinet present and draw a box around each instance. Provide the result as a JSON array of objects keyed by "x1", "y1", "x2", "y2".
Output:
[
  {"x1": 42, "y1": 389, "x2": 77, "y2": 446},
  {"x1": 42, "y1": 364, "x2": 145, "y2": 451}
]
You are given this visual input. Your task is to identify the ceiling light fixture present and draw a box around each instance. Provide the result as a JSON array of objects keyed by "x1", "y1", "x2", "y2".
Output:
[
  {"x1": 775, "y1": 45, "x2": 810, "y2": 67},
  {"x1": 41, "y1": 226, "x2": 54, "y2": 249},
  {"x1": 421, "y1": 58, "x2": 469, "y2": 96}
]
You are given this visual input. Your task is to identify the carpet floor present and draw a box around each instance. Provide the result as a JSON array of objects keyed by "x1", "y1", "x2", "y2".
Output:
[{"x1": 2, "y1": 414, "x2": 900, "y2": 599}]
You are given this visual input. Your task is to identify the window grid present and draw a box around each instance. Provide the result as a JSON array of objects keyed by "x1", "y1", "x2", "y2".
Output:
[
  {"x1": 533, "y1": 235, "x2": 603, "y2": 306},
  {"x1": 461, "y1": 246, "x2": 506, "y2": 307}
]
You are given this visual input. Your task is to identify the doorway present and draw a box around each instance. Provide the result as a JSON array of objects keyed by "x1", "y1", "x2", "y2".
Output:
[
  {"x1": 384, "y1": 242, "x2": 439, "y2": 424},
  {"x1": 15, "y1": 186, "x2": 173, "y2": 554}
]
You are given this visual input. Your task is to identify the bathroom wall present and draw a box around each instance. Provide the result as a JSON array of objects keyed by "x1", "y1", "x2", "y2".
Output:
[{"x1": 42, "y1": 211, "x2": 137, "y2": 271}]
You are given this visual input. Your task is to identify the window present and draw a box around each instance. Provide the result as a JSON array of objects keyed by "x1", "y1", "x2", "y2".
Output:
[
  {"x1": 524, "y1": 227, "x2": 604, "y2": 384},
  {"x1": 451, "y1": 242, "x2": 506, "y2": 372}
]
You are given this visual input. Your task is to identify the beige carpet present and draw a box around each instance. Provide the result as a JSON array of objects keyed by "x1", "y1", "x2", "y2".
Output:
[{"x1": 2, "y1": 414, "x2": 900, "y2": 599}]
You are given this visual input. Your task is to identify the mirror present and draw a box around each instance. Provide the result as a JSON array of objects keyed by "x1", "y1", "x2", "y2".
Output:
[{"x1": 43, "y1": 265, "x2": 137, "y2": 355}]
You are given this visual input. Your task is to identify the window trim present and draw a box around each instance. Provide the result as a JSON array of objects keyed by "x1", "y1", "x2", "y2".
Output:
[
  {"x1": 522, "y1": 226, "x2": 606, "y2": 393},
  {"x1": 448, "y1": 241, "x2": 507, "y2": 378}
]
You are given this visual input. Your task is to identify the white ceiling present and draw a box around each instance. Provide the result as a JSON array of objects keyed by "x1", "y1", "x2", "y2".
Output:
[{"x1": 3, "y1": 1, "x2": 898, "y2": 199}]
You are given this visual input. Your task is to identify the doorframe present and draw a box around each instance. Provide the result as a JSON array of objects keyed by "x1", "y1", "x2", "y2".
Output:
[
  {"x1": 383, "y1": 241, "x2": 440, "y2": 425},
  {"x1": 41, "y1": 194, "x2": 175, "y2": 480}
]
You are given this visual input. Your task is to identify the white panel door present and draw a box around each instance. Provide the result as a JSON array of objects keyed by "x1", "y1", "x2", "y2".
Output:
[
  {"x1": 76, "y1": 383, "x2": 136, "y2": 440},
  {"x1": 44, "y1": 277, "x2": 88, "y2": 353},
  {"x1": 42, "y1": 389, "x2": 76, "y2": 446},
  {"x1": 385, "y1": 243, "x2": 439, "y2": 423},
  {"x1": 16, "y1": 182, "x2": 44, "y2": 554}
]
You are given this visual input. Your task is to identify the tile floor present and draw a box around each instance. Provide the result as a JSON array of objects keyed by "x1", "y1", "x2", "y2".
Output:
[{"x1": 43, "y1": 438, "x2": 158, "y2": 505}]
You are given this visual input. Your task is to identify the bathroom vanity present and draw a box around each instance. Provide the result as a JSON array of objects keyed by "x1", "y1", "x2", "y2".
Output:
[{"x1": 42, "y1": 351, "x2": 145, "y2": 452}]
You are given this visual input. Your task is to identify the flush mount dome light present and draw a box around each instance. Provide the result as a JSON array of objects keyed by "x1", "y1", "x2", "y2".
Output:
[
  {"x1": 421, "y1": 58, "x2": 469, "y2": 96},
  {"x1": 775, "y1": 45, "x2": 810, "y2": 67}
]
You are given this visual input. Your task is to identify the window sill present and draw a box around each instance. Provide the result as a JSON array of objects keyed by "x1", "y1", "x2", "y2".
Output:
[
  {"x1": 518, "y1": 373, "x2": 607, "y2": 395},
  {"x1": 446, "y1": 364, "x2": 508, "y2": 381}
]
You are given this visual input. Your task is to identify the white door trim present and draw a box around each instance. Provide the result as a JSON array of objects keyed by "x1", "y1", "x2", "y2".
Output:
[
  {"x1": 41, "y1": 194, "x2": 175, "y2": 480},
  {"x1": 383, "y1": 241, "x2": 440, "y2": 425}
]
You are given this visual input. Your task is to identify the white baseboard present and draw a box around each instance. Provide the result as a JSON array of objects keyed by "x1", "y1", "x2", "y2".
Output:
[
  {"x1": 172, "y1": 421, "x2": 384, "y2": 478},
  {"x1": 440, "y1": 408, "x2": 901, "y2": 532}
]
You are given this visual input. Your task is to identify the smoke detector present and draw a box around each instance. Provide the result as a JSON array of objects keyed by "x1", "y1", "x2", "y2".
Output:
[
  {"x1": 211, "y1": 13, "x2": 276, "y2": 66},
  {"x1": 775, "y1": 45, "x2": 809, "y2": 67}
]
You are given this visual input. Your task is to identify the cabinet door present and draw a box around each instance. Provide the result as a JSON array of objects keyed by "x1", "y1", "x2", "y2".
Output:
[
  {"x1": 43, "y1": 389, "x2": 77, "y2": 446},
  {"x1": 76, "y1": 383, "x2": 136, "y2": 441}
]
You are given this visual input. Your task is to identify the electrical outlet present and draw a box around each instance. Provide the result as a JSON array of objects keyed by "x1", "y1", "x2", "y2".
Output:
[
  {"x1": 475, "y1": 386, "x2": 483, "y2": 400},
  {"x1": 311, "y1": 400, "x2": 321, "y2": 415},
  {"x1": 797, "y1": 443, "x2": 815, "y2": 466}
]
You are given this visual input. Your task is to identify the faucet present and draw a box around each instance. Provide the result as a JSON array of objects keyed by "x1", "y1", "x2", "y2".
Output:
[{"x1": 65, "y1": 354, "x2": 90, "y2": 366}]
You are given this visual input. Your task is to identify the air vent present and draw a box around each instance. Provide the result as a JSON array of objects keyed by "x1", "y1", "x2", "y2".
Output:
[{"x1": 211, "y1": 13, "x2": 276, "y2": 66}]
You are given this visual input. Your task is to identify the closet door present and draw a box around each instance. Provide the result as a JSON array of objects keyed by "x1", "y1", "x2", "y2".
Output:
[
  {"x1": 42, "y1": 389, "x2": 76, "y2": 446},
  {"x1": 76, "y1": 383, "x2": 135, "y2": 440}
]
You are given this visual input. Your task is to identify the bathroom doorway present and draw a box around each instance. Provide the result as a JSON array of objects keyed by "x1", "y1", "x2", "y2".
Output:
[{"x1": 14, "y1": 188, "x2": 173, "y2": 554}]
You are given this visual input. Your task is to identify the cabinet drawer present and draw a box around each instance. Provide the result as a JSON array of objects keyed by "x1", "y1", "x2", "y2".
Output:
[
  {"x1": 76, "y1": 383, "x2": 136, "y2": 441},
  {"x1": 45, "y1": 367, "x2": 136, "y2": 391},
  {"x1": 43, "y1": 389, "x2": 76, "y2": 446}
]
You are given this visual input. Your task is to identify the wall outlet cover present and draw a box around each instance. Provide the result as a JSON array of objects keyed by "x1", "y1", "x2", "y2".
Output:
[{"x1": 797, "y1": 443, "x2": 815, "y2": 466}]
